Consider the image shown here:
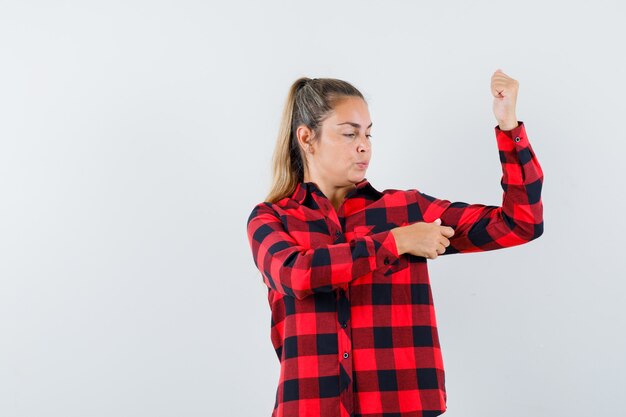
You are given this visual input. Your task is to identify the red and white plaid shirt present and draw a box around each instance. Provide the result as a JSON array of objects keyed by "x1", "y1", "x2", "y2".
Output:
[{"x1": 246, "y1": 121, "x2": 543, "y2": 417}]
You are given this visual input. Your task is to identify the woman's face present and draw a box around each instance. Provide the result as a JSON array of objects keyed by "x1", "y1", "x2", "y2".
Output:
[{"x1": 300, "y1": 96, "x2": 372, "y2": 186}]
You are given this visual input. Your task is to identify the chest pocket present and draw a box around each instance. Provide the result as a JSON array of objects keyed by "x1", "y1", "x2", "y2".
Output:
[{"x1": 352, "y1": 222, "x2": 409, "y2": 276}]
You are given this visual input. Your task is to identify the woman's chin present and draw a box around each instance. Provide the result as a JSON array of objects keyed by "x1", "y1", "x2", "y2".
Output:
[{"x1": 348, "y1": 172, "x2": 367, "y2": 183}]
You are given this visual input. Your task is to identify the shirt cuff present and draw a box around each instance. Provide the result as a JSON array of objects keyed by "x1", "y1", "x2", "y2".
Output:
[
  {"x1": 368, "y1": 230, "x2": 401, "y2": 270},
  {"x1": 495, "y1": 120, "x2": 528, "y2": 150}
]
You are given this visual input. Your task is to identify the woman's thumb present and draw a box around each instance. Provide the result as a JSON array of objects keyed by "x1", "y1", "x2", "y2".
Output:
[{"x1": 433, "y1": 218, "x2": 441, "y2": 225}]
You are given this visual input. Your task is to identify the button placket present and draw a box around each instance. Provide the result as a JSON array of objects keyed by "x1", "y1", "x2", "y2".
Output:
[{"x1": 337, "y1": 288, "x2": 352, "y2": 366}]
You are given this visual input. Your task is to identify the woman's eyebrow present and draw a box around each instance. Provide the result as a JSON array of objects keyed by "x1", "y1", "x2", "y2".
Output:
[{"x1": 336, "y1": 122, "x2": 373, "y2": 128}]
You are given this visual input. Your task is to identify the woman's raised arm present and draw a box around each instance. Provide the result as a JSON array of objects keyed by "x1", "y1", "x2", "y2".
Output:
[{"x1": 406, "y1": 121, "x2": 544, "y2": 255}]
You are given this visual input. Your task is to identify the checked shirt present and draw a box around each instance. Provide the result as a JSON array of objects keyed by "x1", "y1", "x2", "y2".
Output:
[{"x1": 246, "y1": 121, "x2": 544, "y2": 417}]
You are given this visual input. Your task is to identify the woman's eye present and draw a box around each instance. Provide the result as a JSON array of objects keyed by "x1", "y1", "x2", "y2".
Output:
[{"x1": 342, "y1": 133, "x2": 372, "y2": 140}]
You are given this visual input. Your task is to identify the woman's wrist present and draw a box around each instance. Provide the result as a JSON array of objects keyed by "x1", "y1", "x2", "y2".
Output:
[
  {"x1": 497, "y1": 119, "x2": 519, "y2": 131},
  {"x1": 390, "y1": 228, "x2": 406, "y2": 255}
]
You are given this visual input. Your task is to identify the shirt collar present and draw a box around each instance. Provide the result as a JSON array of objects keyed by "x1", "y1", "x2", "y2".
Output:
[{"x1": 291, "y1": 177, "x2": 381, "y2": 205}]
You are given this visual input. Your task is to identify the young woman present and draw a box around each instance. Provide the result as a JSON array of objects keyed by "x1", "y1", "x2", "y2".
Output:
[{"x1": 246, "y1": 73, "x2": 544, "y2": 417}]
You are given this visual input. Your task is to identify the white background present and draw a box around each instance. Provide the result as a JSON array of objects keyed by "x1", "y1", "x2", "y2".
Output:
[{"x1": 1, "y1": 1, "x2": 625, "y2": 416}]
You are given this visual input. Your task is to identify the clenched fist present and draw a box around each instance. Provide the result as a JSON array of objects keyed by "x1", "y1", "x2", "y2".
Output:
[
  {"x1": 491, "y1": 68, "x2": 519, "y2": 131},
  {"x1": 390, "y1": 218, "x2": 455, "y2": 260}
]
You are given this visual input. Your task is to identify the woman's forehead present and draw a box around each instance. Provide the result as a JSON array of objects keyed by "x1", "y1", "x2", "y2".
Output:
[{"x1": 328, "y1": 97, "x2": 371, "y2": 126}]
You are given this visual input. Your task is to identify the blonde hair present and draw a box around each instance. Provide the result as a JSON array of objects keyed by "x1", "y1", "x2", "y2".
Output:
[{"x1": 264, "y1": 77, "x2": 365, "y2": 204}]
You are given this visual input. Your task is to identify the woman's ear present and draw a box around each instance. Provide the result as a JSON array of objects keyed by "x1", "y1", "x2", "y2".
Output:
[{"x1": 297, "y1": 125, "x2": 314, "y2": 154}]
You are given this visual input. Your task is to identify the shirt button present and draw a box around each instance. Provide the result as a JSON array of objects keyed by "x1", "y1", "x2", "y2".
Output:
[
  {"x1": 384, "y1": 258, "x2": 390, "y2": 265},
  {"x1": 514, "y1": 136, "x2": 521, "y2": 142},
  {"x1": 335, "y1": 231, "x2": 341, "y2": 237},
  {"x1": 341, "y1": 322, "x2": 347, "y2": 328},
  {"x1": 339, "y1": 289, "x2": 345, "y2": 296},
  {"x1": 343, "y1": 352, "x2": 349, "y2": 359}
]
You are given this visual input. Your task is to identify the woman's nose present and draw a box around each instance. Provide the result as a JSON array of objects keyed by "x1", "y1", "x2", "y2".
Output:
[{"x1": 357, "y1": 135, "x2": 370, "y2": 152}]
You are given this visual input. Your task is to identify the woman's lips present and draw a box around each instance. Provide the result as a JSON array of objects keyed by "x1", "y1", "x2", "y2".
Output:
[{"x1": 356, "y1": 162, "x2": 369, "y2": 169}]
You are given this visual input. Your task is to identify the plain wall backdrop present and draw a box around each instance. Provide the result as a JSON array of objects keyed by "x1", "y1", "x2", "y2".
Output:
[{"x1": 1, "y1": 1, "x2": 625, "y2": 416}]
